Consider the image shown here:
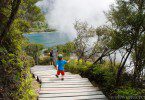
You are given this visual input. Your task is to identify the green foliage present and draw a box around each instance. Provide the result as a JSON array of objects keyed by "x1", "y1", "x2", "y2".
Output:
[
  {"x1": 56, "y1": 42, "x2": 75, "y2": 55},
  {"x1": 65, "y1": 59, "x2": 91, "y2": 77},
  {"x1": 24, "y1": 43, "x2": 44, "y2": 64},
  {"x1": 65, "y1": 58, "x2": 144, "y2": 98},
  {"x1": 16, "y1": 53, "x2": 36, "y2": 99},
  {"x1": 13, "y1": 18, "x2": 31, "y2": 32},
  {"x1": 106, "y1": 0, "x2": 145, "y2": 86},
  {"x1": 113, "y1": 87, "x2": 145, "y2": 100},
  {"x1": 39, "y1": 56, "x2": 50, "y2": 65},
  {"x1": 43, "y1": 49, "x2": 50, "y2": 54},
  {"x1": 19, "y1": 0, "x2": 45, "y2": 32},
  {"x1": 114, "y1": 87, "x2": 142, "y2": 97},
  {"x1": 0, "y1": 0, "x2": 45, "y2": 99},
  {"x1": 92, "y1": 62, "x2": 119, "y2": 94},
  {"x1": 0, "y1": 51, "x2": 36, "y2": 99}
]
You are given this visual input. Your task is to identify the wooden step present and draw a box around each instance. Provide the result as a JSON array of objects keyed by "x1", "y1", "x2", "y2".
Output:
[
  {"x1": 39, "y1": 95, "x2": 107, "y2": 100},
  {"x1": 41, "y1": 84, "x2": 93, "y2": 88},
  {"x1": 41, "y1": 78, "x2": 88, "y2": 81},
  {"x1": 33, "y1": 72, "x2": 72, "y2": 76},
  {"x1": 31, "y1": 66, "x2": 54, "y2": 72},
  {"x1": 41, "y1": 79, "x2": 89, "y2": 83},
  {"x1": 39, "y1": 88, "x2": 100, "y2": 94},
  {"x1": 40, "y1": 82, "x2": 92, "y2": 85},
  {"x1": 39, "y1": 91, "x2": 104, "y2": 98},
  {"x1": 40, "y1": 87, "x2": 99, "y2": 91},
  {"x1": 39, "y1": 74, "x2": 81, "y2": 78}
]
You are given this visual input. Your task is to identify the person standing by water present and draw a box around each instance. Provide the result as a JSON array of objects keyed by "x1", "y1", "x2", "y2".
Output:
[{"x1": 49, "y1": 49, "x2": 53, "y2": 65}]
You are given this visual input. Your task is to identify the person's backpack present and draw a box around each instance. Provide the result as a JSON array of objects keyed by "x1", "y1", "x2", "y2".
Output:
[{"x1": 50, "y1": 51, "x2": 53, "y2": 57}]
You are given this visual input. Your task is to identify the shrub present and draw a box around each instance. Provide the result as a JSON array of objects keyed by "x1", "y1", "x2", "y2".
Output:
[
  {"x1": 39, "y1": 56, "x2": 50, "y2": 65},
  {"x1": 43, "y1": 49, "x2": 50, "y2": 55},
  {"x1": 57, "y1": 42, "x2": 75, "y2": 56},
  {"x1": 0, "y1": 51, "x2": 37, "y2": 99},
  {"x1": 62, "y1": 54, "x2": 145, "y2": 99},
  {"x1": 115, "y1": 88, "x2": 141, "y2": 96},
  {"x1": 112, "y1": 87, "x2": 145, "y2": 100},
  {"x1": 24, "y1": 43, "x2": 44, "y2": 64},
  {"x1": 65, "y1": 59, "x2": 120, "y2": 97},
  {"x1": 65, "y1": 59, "x2": 91, "y2": 75},
  {"x1": 92, "y1": 63, "x2": 117, "y2": 93}
]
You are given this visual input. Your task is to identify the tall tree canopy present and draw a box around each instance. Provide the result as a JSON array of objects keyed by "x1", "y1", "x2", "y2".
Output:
[
  {"x1": 107, "y1": 0, "x2": 145, "y2": 86},
  {"x1": 0, "y1": 0, "x2": 45, "y2": 99}
]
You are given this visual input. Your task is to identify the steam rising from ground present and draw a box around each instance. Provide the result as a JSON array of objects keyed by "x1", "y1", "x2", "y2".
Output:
[
  {"x1": 36, "y1": 0, "x2": 135, "y2": 69},
  {"x1": 37, "y1": 0, "x2": 115, "y2": 37}
]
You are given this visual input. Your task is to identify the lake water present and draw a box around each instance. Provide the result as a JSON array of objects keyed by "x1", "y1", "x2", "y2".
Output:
[{"x1": 24, "y1": 32, "x2": 73, "y2": 47}]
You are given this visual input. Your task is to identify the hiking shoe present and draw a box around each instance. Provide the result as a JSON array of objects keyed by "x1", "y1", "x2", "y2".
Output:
[
  {"x1": 61, "y1": 78, "x2": 64, "y2": 81},
  {"x1": 55, "y1": 75, "x2": 59, "y2": 78}
]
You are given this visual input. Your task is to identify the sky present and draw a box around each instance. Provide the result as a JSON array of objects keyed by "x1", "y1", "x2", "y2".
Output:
[{"x1": 37, "y1": 0, "x2": 115, "y2": 37}]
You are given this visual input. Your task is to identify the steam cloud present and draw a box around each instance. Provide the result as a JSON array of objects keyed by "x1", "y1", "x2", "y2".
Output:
[
  {"x1": 37, "y1": 0, "x2": 134, "y2": 71},
  {"x1": 37, "y1": 0, "x2": 115, "y2": 37}
]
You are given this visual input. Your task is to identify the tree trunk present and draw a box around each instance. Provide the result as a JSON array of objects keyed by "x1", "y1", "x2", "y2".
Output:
[
  {"x1": 133, "y1": 40, "x2": 145, "y2": 86},
  {"x1": 116, "y1": 45, "x2": 133, "y2": 86},
  {"x1": 0, "y1": 0, "x2": 21, "y2": 38}
]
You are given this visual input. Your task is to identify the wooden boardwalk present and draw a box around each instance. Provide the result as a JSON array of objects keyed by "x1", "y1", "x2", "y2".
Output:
[{"x1": 31, "y1": 65, "x2": 107, "y2": 100}]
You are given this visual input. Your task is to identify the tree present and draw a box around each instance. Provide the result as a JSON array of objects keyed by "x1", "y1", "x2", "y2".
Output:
[
  {"x1": 74, "y1": 22, "x2": 115, "y2": 66},
  {"x1": 92, "y1": 26, "x2": 114, "y2": 64},
  {"x1": 107, "y1": 0, "x2": 145, "y2": 86},
  {"x1": 0, "y1": 0, "x2": 46, "y2": 99},
  {"x1": 19, "y1": 0, "x2": 45, "y2": 31},
  {"x1": 74, "y1": 21, "x2": 96, "y2": 62},
  {"x1": 0, "y1": 0, "x2": 21, "y2": 43}
]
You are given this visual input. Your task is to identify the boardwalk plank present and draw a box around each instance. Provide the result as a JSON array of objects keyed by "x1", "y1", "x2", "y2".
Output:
[
  {"x1": 39, "y1": 91, "x2": 104, "y2": 98},
  {"x1": 40, "y1": 82, "x2": 92, "y2": 85},
  {"x1": 31, "y1": 65, "x2": 107, "y2": 100},
  {"x1": 40, "y1": 87, "x2": 99, "y2": 91},
  {"x1": 39, "y1": 90, "x2": 103, "y2": 94},
  {"x1": 33, "y1": 72, "x2": 71, "y2": 76},
  {"x1": 41, "y1": 78, "x2": 89, "y2": 81},
  {"x1": 41, "y1": 80, "x2": 90, "y2": 83},
  {"x1": 41, "y1": 84, "x2": 93, "y2": 88},
  {"x1": 41, "y1": 80, "x2": 91, "y2": 83},
  {"x1": 39, "y1": 95, "x2": 107, "y2": 100},
  {"x1": 39, "y1": 74, "x2": 81, "y2": 78}
]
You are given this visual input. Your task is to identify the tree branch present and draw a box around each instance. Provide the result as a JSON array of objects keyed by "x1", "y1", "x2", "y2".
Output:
[{"x1": 0, "y1": 0, "x2": 21, "y2": 37}]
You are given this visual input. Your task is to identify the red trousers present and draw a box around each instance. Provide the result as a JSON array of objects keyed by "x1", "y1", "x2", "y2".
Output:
[{"x1": 57, "y1": 70, "x2": 65, "y2": 75}]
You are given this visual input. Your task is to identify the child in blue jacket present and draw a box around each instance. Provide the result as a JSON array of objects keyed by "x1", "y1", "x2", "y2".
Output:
[{"x1": 55, "y1": 54, "x2": 70, "y2": 80}]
